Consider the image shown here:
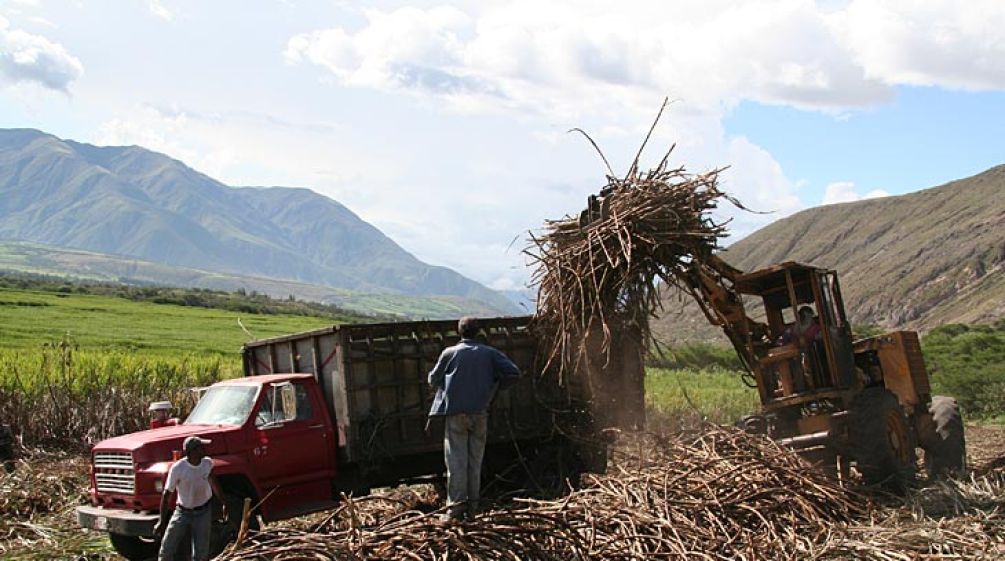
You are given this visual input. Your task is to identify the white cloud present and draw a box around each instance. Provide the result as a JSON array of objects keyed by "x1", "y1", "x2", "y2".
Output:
[
  {"x1": 147, "y1": 0, "x2": 173, "y2": 21},
  {"x1": 837, "y1": 0, "x2": 1005, "y2": 91},
  {"x1": 286, "y1": 6, "x2": 482, "y2": 98},
  {"x1": 822, "y1": 181, "x2": 890, "y2": 205},
  {"x1": 285, "y1": 1, "x2": 894, "y2": 118},
  {"x1": 286, "y1": 0, "x2": 1005, "y2": 119},
  {"x1": 0, "y1": 15, "x2": 83, "y2": 92}
]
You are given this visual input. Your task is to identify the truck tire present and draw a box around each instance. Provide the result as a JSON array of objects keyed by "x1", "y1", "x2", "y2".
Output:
[
  {"x1": 525, "y1": 438, "x2": 586, "y2": 496},
  {"x1": 849, "y1": 387, "x2": 916, "y2": 490},
  {"x1": 924, "y1": 395, "x2": 967, "y2": 479},
  {"x1": 108, "y1": 533, "x2": 159, "y2": 561},
  {"x1": 209, "y1": 492, "x2": 257, "y2": 557}
]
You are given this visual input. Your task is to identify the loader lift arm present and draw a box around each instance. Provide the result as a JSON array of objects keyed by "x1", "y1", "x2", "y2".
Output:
[{"x1": 680, "y1": 254, "x2": 762, "y2": 375}]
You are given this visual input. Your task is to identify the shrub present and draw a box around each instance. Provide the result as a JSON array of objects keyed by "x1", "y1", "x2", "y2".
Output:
[{"x1": 923, "y1": 323, "x2": 1005, "y2": 420}]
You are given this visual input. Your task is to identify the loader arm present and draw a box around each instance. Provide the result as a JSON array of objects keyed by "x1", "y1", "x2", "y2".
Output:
[{"x1": 680, "y1": 255, "x2": 760, "y2": 374}]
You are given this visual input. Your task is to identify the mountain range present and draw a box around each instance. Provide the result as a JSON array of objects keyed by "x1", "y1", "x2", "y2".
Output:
[
  {"x1": 654, "y1": 164, "x2": 1005, "y2": 344},
  {"x1": 0, "y1": 129, "x2": 517, "y2": 316}
]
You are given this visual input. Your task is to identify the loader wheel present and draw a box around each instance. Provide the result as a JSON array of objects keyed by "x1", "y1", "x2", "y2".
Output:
[
  {"x1": 108, "y1": 533, "x2": 159, "y2": 561},
  {"x1": 849, "y1": 388, "x2": 916, "y2": 490},
  {"x1": 924, "y1": 395, "x2": 967, "y2": 479}
]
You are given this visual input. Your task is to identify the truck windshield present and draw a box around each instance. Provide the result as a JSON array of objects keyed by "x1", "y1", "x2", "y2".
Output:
[{"x1": 185, "y1": 385, "x2": 258, "y2": 426}]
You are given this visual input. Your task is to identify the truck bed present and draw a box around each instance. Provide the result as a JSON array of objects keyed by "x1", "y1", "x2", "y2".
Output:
[{"x1": 242, "y1": 317, "x2": 567, "y2": 467}]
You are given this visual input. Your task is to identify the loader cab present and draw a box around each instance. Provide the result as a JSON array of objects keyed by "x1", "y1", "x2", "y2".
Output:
[{"x1": 734, "y1": 262, "x2": 858, "y2": 411}]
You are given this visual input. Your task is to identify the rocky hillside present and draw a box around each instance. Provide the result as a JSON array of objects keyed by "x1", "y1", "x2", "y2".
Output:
[
  {"x1": 0, "y1": 129, "x2": 517, "y2": 314},
  {"x1": 655, "y1": 165, "x2": 1005, "y2": 344}
]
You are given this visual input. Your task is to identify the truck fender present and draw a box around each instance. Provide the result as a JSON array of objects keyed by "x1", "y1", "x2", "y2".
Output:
[{"x1": 210, "y1": 455, "x2": 266, "y2": 518}]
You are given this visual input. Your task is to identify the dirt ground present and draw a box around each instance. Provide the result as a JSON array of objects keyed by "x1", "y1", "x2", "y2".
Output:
[
  {"x1": 966, "y1": 424, "x2": 1005, "y2": 472},
  {"x1": 2, "y1": 424, "x2": 1003, "y2": 560}
]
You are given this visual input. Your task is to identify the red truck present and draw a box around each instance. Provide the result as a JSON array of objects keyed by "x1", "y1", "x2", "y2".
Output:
[{"x1": 77, "y1": 317, "x2": 601, "y2": 560}]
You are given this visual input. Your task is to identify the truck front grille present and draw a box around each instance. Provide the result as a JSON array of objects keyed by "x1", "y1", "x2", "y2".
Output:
[{"x1": 94, "y1": 451, "x2": 135, "y2": 494}]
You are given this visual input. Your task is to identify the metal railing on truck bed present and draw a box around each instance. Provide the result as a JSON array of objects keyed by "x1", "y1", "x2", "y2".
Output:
[{"x1": 241, "y1": 317, "x2": 568, "y2": 467}]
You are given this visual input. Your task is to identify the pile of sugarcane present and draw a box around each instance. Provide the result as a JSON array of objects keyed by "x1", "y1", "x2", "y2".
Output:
[
  {"x1": 526, "y1": 104, "x2": 740, "y2": 379},
  {"x1": 217, "y1": 426, "x2": 863, "y2": 560},
  {"x1": 0, "y1": 452, "x2": 91, "y2": 556},
  {"x1": 822, "y1": 470, "x2": 1005, "y2": 560}
]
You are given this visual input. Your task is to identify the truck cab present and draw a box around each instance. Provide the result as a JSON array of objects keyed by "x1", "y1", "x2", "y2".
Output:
[{"x1": 76, "y1": 374, "x2": 339, "y2": 560}]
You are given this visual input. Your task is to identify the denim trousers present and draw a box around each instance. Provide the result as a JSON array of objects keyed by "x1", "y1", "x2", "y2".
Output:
[
  {"x1": 158, "y1": 503, "x2": 211, "y2": 561},
  {"x1": 444, "y1": 413, "x2": 489, "y2": 518}
]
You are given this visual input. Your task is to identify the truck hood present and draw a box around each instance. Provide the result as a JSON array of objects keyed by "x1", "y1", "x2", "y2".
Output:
[{"x1": 94, "y1": 424, "x2": 239, "y2": 464}]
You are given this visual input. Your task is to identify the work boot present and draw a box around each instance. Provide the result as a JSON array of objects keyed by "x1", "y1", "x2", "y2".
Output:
[{"x1": 439, "y1": 504, "x2": 465, "y2": 524}]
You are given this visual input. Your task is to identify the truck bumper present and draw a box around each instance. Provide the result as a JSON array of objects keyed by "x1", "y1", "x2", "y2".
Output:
[{"x1": 76, "y1": 505, "x2": 159, "y2": 536}]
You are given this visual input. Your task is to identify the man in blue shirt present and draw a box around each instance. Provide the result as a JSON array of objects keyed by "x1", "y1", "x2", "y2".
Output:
[{"x1": 428, "y1": 316, "x2": 521, "y2": 521}]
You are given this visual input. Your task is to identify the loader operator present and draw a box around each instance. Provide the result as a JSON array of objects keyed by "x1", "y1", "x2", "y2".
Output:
[
  {"x1": 428, "y1": 316, "x2": 521, "y2": 522},
  {"x1": 778, "y1": 306, "x2": 824, "y2": 391},
  {"x1": 779, "y1": 306, "x2": 821, "y2": 348}
]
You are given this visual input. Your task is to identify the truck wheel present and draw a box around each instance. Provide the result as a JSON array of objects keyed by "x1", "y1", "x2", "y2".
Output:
[
  {"x1": 924, "y1": 395, "x2": 967, "y2": 479},
  {"x1": 524, "y1": 438, "x2": 586, "y2": 496},
  {"x1": 108, "y1": 533, "x2": 159, "y2": 561},
  {"x1": 849, "y1": 387, "x2": 916, "y2": 491},
  {"x1": 209, "y1": 492, "x2": 258, "y2": 557}
]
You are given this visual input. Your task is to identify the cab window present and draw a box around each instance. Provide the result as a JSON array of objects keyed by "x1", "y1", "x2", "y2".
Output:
[{"x1": 255, "y1": 382, "x2": 314, "y2": 427}]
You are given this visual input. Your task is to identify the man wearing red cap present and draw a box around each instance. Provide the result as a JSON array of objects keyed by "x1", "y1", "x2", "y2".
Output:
[{"x1": 155, "y1": 436, "x2": 226, "y2": 561}]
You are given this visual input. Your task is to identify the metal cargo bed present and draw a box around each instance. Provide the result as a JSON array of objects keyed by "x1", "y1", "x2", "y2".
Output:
[{"x1": 242, "y1": 317, "x2": 566, "y2": 467}]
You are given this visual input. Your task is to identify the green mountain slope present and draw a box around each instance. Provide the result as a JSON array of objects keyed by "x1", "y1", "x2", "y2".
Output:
[
  {"x1": 0, "y1": 129, "x2": 517, "y2": 314},
  {"x1": 655, "y1": 165, "x2": 1005, "y2": 343}
]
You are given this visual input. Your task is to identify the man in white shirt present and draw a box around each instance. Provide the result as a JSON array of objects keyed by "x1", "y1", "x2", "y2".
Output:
[{"x1": 155, "y1": 436, "x2": 226, "y2": 561}]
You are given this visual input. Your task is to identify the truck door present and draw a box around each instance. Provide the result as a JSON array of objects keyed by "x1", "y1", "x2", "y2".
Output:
[{"x1": 251, "y1": 381, "x2": 336, "y2": 520}]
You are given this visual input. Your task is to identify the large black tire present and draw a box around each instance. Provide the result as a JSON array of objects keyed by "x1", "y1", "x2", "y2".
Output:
[
  {"x1": 924, "y1": 395, "x2": 967, "y2": 479},
  {"x1": 108, "y1": 533, "x2": 159, "y2": 561},
  {"x1": 209, "y1": 491, "x2": 258, "y2": 557},
  {"x1": 849, "y1": 387, "x2": 916, "y2": 490},
  {"x1": 483, "y1": 438, "x2": 586, "y2": 498}
]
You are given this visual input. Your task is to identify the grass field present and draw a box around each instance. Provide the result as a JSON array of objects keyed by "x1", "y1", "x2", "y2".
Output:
[
  {"x1": 0, "y1": 286, "x2": 344, "y2": 445},
  {"x1": 645, "y1": 366, "x2": 758, "y2": 424},
  {"x1": 0, "y1": 287, "x2": 335, "y2": 356}
]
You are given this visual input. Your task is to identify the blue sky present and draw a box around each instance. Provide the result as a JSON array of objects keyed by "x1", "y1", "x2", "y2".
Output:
[
  {"x1": 726, "y1": 87, "x2": 1005, "y2": 202},
  {"x1": 1, "y1": 1, "x2": 1003, "y2": 292}
]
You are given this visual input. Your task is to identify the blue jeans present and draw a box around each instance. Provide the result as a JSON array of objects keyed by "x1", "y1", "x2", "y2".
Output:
[
  {"x1": 158, "y1": 504, "x2": 211, "y2": 561},
  {"x1": 444, "y1": 413, "x2": 488, "y2": 519}
]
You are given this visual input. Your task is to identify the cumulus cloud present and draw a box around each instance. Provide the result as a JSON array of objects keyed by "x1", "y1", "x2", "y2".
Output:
[
  {"x1": 837, "y1": 0, "x2": 1005, "y2": 91},
  {"x1": 0, "y1": 15, "x2": 83, "y2": 92},
  {"x1": 285, "y1": 6, "x2": 492, "y2": 97},
  {"x1": 286, "y1": 0, "x2": 1005, "y2": 118},
  {"x1": 285, "y1": 1, "x2": 895, "y2": 118},
  {"x1": 822, "y1": 181, "x2": 890, "y2": 205}
]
